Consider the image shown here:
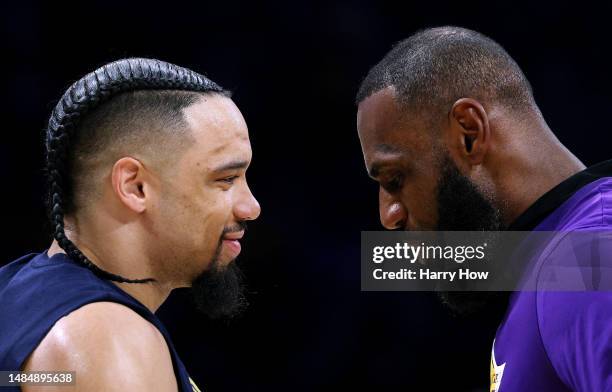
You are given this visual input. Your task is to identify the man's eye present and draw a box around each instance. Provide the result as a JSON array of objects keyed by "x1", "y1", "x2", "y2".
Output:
[
  {"x1": 383, "y1": 175, "x2": 403, "y2": 192},
  {"x1": 219, "y1": 176, "x2": 239, "y2": 184}
]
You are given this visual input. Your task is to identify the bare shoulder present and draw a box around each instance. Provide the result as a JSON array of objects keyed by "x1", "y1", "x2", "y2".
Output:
[{"x1": 22, "y1": 302, "x2": 178, "y2": 392}]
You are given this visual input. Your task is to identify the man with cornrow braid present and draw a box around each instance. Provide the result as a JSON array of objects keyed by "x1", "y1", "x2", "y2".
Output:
[{"x1": 0, "y1": 58, "x2": 261, "y2": 391}]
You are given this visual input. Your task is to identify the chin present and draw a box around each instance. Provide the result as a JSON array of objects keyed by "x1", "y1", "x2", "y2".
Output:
[
  {"x1": 215, "y1": 255, "x2": 235, "y2": 268},
  {"x1": 190, "y1": 257, "x2": 248, "y2": 319}
]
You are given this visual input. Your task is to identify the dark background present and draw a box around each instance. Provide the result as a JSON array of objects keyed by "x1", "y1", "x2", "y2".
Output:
[{"x1": 2, "y1": 1, "x2": 612, "y2": 390}]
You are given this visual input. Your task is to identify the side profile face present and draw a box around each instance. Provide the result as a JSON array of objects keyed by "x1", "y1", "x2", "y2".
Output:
[
  {"x1": 144, "y1": 94, "x2": 260, "y2": 283},
  {"x1": 357, "y1": 87, "x2": 441, "y2": 230},
  {"x1": 357, "y1": 87, "x2": 502, "y2": 231}
]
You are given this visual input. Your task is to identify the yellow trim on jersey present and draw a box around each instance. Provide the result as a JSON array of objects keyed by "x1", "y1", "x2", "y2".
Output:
[{"x1": 189, "y1": 376, "x2": 202, "y2": 392}]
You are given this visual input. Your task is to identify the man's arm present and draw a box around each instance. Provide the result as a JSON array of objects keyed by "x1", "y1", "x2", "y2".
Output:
[{"x1": 22, "y1": 302, "x2": 178, "y2": 391}]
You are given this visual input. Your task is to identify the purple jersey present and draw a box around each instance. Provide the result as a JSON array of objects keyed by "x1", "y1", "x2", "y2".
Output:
[{"x1": 492, "y1": 162, "x2": 612, "y2": 392}]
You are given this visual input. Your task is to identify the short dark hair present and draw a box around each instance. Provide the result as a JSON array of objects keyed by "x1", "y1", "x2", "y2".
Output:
[
  {"x1": 70, "y1": 89, "x2": 206, "y2": 214},
  {"x1": 356, "y1": 26, "x2": 536, "y2": 121},
  {"x1": 45, "y1": 58, "x2": 228, "y2": 283}
]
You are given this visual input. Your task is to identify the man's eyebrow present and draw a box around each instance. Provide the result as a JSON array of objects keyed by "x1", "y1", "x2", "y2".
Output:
[
  {"x1": 375, "y1": 143, "x2": 401, "y2": 154},
  {"x1": 211, "y1": 160, "x2": 250, "y2": 172},
  {"x1": 368, "y1": 144, "x2": 403, "y2": 178}
]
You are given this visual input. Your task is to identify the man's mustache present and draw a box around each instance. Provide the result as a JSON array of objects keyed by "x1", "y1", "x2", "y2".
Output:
[{"x1": 223, "y1": 221, "x2": 247, "y2": 235}]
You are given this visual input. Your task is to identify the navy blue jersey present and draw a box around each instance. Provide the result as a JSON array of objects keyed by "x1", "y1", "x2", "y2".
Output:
[{"x1": 0, "y1": 251, "x2": 201, "y2": 392}]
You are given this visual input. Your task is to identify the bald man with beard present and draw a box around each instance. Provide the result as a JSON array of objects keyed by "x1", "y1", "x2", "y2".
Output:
[{"x1": 356, "y1": 27, "x2": 612, "y2": 391}]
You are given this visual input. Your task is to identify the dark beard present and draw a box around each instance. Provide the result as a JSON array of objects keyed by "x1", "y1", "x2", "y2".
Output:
[
  {"x1": 435, "y1": 154, "x2": 507, "y2": 316},
  {"x1": 190, "y1": 224, "x2": 248, "y2": 320},
  {"x1": 435, "y1": 154, "x2": 502, "y2": 232},
  {"x1": 191, "y1": 258, "x2": 248, "y2": 319}
]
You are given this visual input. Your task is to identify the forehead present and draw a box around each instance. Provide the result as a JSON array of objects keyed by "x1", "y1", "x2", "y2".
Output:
[
  {"x1": 357, "y1": 87, "x2": 431, "y2": 168},
  {"x1": 182, "y1": 94, "x2": 251, "y2": 166},
  {"x1": 357, "y1": 87, "x2": 402, "y2": 141}
]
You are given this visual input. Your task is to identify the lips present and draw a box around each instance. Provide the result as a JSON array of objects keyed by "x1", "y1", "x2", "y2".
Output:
[
  {"x1": 221, "y1": 231, "x2": 244, "y2": 258},
  {"x1": 222, "y1": 231, "x2": 244, "y2": 241},
  {"x1": 222, "y1": 239, "x2": 242, "y2": 258}
]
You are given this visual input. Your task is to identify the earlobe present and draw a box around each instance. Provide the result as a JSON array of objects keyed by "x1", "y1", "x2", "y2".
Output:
[{"x1": 111, "y1": 157, "x2": 148, "y2": 214}]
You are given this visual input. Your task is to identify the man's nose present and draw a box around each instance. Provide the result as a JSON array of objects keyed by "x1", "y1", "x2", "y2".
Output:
[
  {"x1": 234, "y1": 183, "x2": 261, "y2": 221},
  {"x1": 379, "y1": 187, "x2": 407, "y2": 230}
]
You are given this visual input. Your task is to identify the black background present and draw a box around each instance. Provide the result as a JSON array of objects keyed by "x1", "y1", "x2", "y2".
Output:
[{"x1": 2, "y1": 1, "x2": 612, "y2": 390}]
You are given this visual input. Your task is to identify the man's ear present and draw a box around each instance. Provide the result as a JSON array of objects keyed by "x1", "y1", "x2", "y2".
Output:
[
  {"x1": 448, "y1": 98, "x2": 490, "y2": 165},
  {"x1": 111, "y1": 157, "x2": 148, "y2": 213}
]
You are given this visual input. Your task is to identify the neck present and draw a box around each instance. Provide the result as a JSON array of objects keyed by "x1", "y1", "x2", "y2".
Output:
[
  {"x1": 492, "y1": 117, "x2": 586, "y2": 226},
  {"x1": 47, "y1": 222, "x2": 174, "y2": 313}
]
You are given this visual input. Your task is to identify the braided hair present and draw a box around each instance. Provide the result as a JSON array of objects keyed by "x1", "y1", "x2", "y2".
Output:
[{"x1": 45, "y1": 58, "x2": 226, "y2": 283}]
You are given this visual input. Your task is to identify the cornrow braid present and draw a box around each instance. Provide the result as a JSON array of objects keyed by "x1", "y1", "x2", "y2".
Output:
[{"x1": 45, "y1": 58, "x2": 226, "y2": 283}]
